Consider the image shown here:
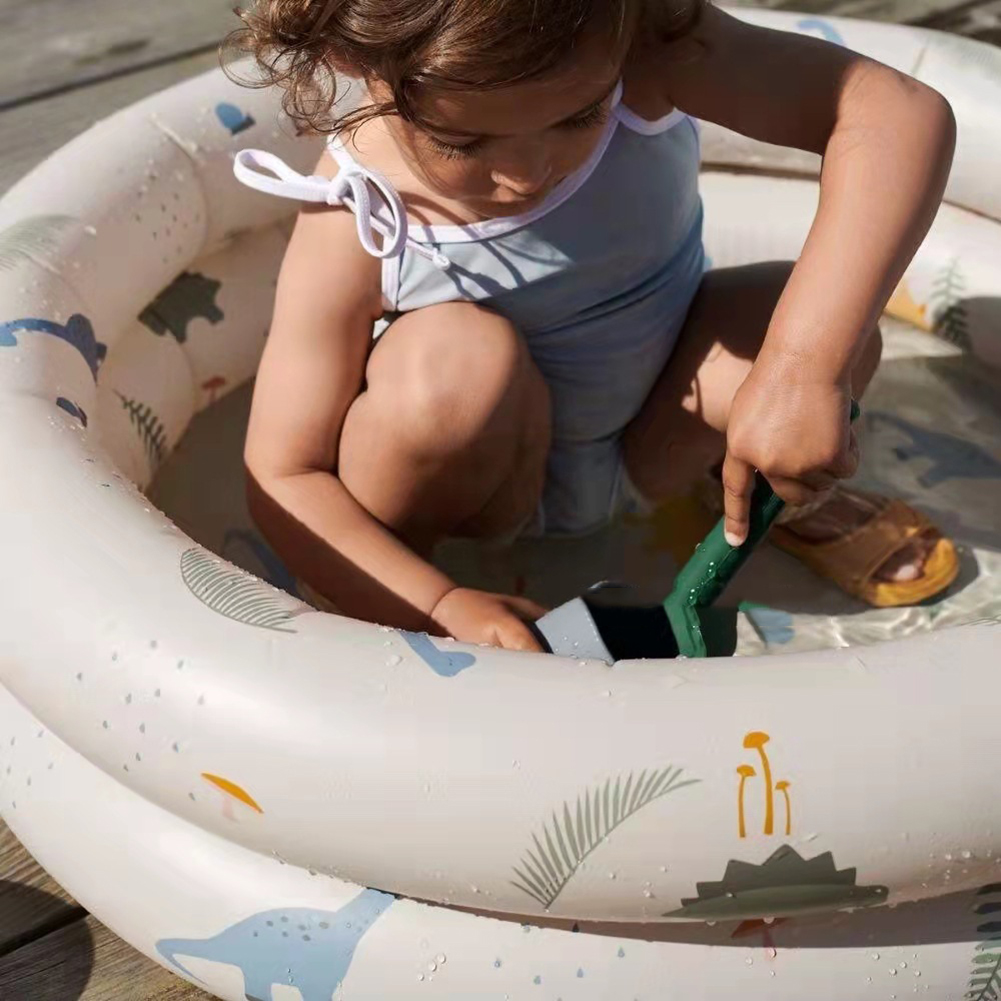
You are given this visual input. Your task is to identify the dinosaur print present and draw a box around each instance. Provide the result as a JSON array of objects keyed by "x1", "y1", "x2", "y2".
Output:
[
  {"x1": 156, "y1": 889, "x2": 394, "y2": 1001},
  {"x1": 55, "y1": 397, "x2": 88, "y2": 428},
  {"x1": 871, "y1": 411, "x2": 1001, "y2": 488},
  {"x1": 400, "y1": 632, "x2": 477, "y2": 677},
  {"x1": 216, "y1": 103, "x2": 256, "y2": 135},
  {"x1": 139, "y1": 272, "x2": 224, "y2": 344},
  {"x1": 796, "y1": 18, "x2": 847, "y2": 46},
  {"x1": 0, "y1": 315, "x2": 106, "y2": 381}
]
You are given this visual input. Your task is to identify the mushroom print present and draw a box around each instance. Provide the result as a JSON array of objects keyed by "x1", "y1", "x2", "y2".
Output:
[
  {"x1": 202, "y1": 375, "x2": 227, "y2": 405},
  {"x1": 738, "y1": 732, "x2": 792, "y2": 838},
  {"x1": 201, "y1": 773, "x2": 264, "y2": 822},
  {"x1": 737, "y1": 765, "x2": 756, "y2": 839},
  {"x1": 776, "y1": 781, "x2": 792, "y2": 837}
]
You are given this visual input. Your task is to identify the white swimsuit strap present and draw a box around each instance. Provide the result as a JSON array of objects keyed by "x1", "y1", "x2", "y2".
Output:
[{"x1": 233, "y1": 149, "x2": 450, "y2": 269}]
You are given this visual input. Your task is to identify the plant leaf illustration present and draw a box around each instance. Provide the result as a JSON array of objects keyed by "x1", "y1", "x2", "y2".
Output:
[
  {"x1": 511, "y1": 766, "x2": 699, "y2": 909},
  {"x1": 180, "y1": 548, "x2": 306, "y2": 632}
]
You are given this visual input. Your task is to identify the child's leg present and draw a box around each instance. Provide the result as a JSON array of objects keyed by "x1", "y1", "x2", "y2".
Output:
[
  {"x1": 622, "y1": 261, "x2": 934, "y2": 585},
  {"x1": 338, "y1": 302, "x2": 551, "y2": 556}
]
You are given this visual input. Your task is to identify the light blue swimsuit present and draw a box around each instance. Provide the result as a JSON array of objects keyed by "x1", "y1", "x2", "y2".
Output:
[{"x1": 235, "y1": 83, "x2": 704, "y2": 537}]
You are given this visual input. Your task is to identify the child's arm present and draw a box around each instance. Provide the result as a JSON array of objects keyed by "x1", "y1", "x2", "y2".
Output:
[
  {"x1": 244, "y1": 199, "x2": 456, "y2": 630},
  {"x1": 245, "y1": 181, "x2": 544, "y2": 649},
  {"x1": 656, "y1": 6, "x2": 956, "y2": 543}
]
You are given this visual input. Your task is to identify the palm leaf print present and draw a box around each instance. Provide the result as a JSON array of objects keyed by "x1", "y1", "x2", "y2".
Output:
[
  {"x1": 0, "y1": 215, "x2": 74, "y2": 272},
  {"x1": 116, "y1": 393, "x2": 168, "y2": 467},
  {"x1": 511, "y1": 766, "x2": 699, "y2": 909},
  {"x1": 931, "y1": 257, "x2": 971, "y2": 350},
  {"x1": 180, "y1": 548, "x2": 307, "y2": 632},
  {"x1": 968, "y1": 884, "x2": 1001, "y2": 1001},
  {"x1": 968, "y1": 942, "x2": 1001, "y2": 1001}
]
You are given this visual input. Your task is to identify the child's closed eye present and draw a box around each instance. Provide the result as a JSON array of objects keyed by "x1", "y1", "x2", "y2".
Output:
[
  {"x1": 559, "y1": 104, "x2": 610, "y2": 131},
  {"x1": 424, "y1": 103, "x2": 611, "y2": 161}
]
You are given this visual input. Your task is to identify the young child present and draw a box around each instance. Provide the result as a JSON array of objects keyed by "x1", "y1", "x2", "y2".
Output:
[{"x1": 229, "y1": 0, "x2": 959, "y2": 652}]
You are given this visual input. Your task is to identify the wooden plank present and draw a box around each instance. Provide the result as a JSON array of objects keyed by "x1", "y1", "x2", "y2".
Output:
[
  {"x1": 724, "y1": 0, "x2": 980, "y2": 22},
  {"x1": 0, "y1": 914, "x2": 213, "y2": 1000},
  {"x1": 924, "y1": 0, "x2": 1001, "y2": 41},
  {"x1": 0, "y1": 0, "x2": 236, "y2": 110},
  {"x1": 0, "y1": 50, "x2": 222, "y2": 196},
  {"x1": 0, "y1": 821, "x2": 81, "y2": 957}
]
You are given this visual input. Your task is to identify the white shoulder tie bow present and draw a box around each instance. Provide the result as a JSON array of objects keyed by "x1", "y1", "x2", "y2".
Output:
[{"x1": 234, "y1": 149, "x2": 451, "y2": 270}]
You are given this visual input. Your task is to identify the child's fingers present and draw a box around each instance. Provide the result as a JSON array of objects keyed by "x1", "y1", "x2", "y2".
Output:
[
  {"x1": 505, "y1": 596, "x2": 549, "y2": 621},
  {"x1": 498, "y1": 617, "x2": 545, "y2": 653},
  {"x1": 722, "y1": 452, "x2": 755, "y2": 547}
]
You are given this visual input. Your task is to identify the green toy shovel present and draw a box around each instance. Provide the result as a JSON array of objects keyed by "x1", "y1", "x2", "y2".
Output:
[
  {"x1": 533, "y1": 402, "x2": 860, "y2": 662},
  {"x1": 664, "y1": 400, "x2": 861, "y2": 657}
]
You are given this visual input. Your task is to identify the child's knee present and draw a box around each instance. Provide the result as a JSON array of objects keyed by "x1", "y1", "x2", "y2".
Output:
[{"x1": 369, "y1": 302, "x2": 533, "y2": 450}]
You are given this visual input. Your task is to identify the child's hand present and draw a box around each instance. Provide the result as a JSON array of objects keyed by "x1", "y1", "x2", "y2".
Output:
[
  {"x1": 722, "y1": 363, "x2": 859, "y2": 546},
  {"x1": 431, "y1": 588, "x2": 548, "y2": 653}
]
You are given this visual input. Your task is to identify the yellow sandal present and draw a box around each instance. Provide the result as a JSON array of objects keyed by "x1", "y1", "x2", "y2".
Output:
[{"x1": 771, "y1": 496, "x2": 960, "y2": 608}]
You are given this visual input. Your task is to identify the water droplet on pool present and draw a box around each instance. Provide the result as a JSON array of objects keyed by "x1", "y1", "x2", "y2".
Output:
[
  {"x1": 961, "y1": 849, "x2": 972, "y2": 860},
  {"x1": 873, "y1": 954, "x2": 881, "y2": 961},
  {"x1": 428, "y1": 962, "x2": 437, "y2": 972},
  {"x1": 766, "y1": 946, "x2": 777, "y2": 959},
  {"x1": 889, "y1": 968, "x2": 898, "y2": 976},
  {"x1": 386, "y1": 655, "x2": 401, "y2": 667},
  {"x1": 84, "y1": 225, "x2": 97, "y2": 236},
  {"x1": 437, "y1": 954, "x2": 446, "y2": 965},
  {"x1": 745, "y1": 958, "x2": 753, "y2": 966},
  {"x1": 417, "y1": 973, "x2": 424, "y2": 982}
]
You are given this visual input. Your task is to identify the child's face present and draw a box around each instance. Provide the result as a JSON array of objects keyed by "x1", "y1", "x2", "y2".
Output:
[{"x1": 378, "y1": 36, "x2": 622, "y2": 218}]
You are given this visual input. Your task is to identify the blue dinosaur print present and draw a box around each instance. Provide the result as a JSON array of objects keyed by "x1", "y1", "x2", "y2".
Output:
[
  {"x1": 796, "y1": 18, "x2": 847, "y2": 46},
  {"x1": 872, "y1": 411, "x2": 1001, "y2": 488},
  {"x1": 740, "y1": 603, "x2": 795, "y2": 647},
  {"x1": 156, "y1": 889, "x2": 394, "y2": 1001},
  {"x1": 400, "y1": 632, "x2": 477, "y2": 677},
  {"x1": 139, "y1": 272, "x2": 224, "y2": 344},
  {"x1": 216, "y1": 103, "x2": 257, "y2": 136},
  {"x1": 56, "y1": 397, "x2": 88, "y2": 427},
  {"x1": 222, "y1": 529, "x2": 302, "y2": 599},
  {"x1": 0, "y1": 315, "x2": 106, "y2": 381}
]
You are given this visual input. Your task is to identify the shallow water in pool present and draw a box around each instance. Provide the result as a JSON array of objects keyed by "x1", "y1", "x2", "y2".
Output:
[{"x1": 151, "y1": 320, "x2": 1001, "y2": 657}]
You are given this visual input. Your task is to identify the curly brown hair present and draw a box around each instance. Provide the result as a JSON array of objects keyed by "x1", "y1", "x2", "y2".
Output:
[{"x1": 224, "y1": 0, "x2": 704, "y2": 136}]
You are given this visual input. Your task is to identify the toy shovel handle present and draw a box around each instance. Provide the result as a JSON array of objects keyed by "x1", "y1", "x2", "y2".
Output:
[{"x1": 664, "y1": 401, "x2": 860, "y2": 651}]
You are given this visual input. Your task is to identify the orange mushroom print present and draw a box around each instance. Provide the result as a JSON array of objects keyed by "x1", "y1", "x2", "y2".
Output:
[
  {"x1": 201, "y1": 773, "x2": 264, "y2": 822},
  {"x1": 202, "y1": 375, "x2": 227, "y2": 405},
  {"x1": 736, "y1": 766, "x2": 756, "y2": 839},
  {"x1": 738, "y1": 732, "x2": 792, "y2": 838},
  {"x1": 776, "y1": 781, "x2": 792, "y2": 837}
]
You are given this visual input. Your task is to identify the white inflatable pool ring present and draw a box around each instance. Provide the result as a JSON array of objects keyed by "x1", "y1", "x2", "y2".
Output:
[{"x1": 1, "y1": 9, "x2": 1000, "y2": 1000}]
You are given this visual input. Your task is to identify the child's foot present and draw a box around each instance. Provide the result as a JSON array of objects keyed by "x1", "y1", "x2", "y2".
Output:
[{"x1": 770, "y1": 488, "x2": 959, "y2": 607}]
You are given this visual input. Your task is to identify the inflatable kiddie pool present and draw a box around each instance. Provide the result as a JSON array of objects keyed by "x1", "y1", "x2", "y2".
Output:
[{"x1": 1, "y1": 9, "x2": 1001, "y2": 1000}]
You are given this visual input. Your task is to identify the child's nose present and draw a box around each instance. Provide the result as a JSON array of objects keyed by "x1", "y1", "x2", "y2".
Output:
[{"x1": 492, "y1": 149, "x2": 552, "y2": 196}]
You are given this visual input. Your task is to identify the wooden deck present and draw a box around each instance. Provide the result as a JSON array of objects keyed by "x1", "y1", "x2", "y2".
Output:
[{"x1": 0, "y1": 0, "x2": 998, "y2": 996}]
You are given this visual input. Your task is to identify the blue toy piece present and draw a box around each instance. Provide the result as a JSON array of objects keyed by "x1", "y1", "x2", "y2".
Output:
[{"x1": 156, "y1": 889, "x2": 395, "y2": 1001}]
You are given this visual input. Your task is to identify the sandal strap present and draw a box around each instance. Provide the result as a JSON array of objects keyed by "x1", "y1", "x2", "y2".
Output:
[{"x1": 773, "y1": 498, "x2": 934, "y2": 594}]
